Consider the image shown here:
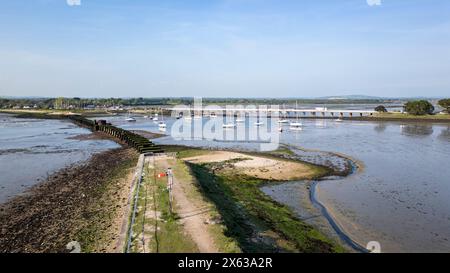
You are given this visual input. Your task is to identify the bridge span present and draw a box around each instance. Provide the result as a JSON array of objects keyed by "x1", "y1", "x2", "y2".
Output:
[{"x1": 165, "y1": 106, "x2": 376, "y2": 118}]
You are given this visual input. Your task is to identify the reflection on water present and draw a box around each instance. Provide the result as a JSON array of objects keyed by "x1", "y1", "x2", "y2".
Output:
[
  {"x1": 91, "y1": 115, "x2": 450, "y2": 252},
  {"x1": 439, "y1": 127, "x2": 450, "y2": 142},
  {"x1": 401, "y1": 124, "x2": 434, "y2": 137},
  {"x1": 374, "y1": 123, "x2": 387, "y2": 133},
  {"x1": 0, "y1": 114, "x2": 119, "y2": 203}
]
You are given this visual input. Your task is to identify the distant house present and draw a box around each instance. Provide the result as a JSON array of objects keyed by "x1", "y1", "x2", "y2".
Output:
[{"x1": 84, "y1": 105, "x2": 96, "y2": 110}]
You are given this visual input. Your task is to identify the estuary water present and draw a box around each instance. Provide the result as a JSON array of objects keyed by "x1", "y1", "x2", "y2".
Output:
[
  {"x1": 101, "y1": 114, "x2": 450, "y2": 252},
  {"x1": 0, "y1": 113, "x2": 119, "y2": 203}
]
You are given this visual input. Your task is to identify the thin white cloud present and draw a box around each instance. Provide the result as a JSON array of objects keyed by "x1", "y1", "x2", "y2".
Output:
[{"x1": 367, "y1": 0, "x2": 382, "y2": 6}]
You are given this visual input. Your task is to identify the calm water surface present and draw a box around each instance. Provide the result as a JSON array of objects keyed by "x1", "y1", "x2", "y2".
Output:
[{"x1": 0, "y1": 114, "x2": 119, "y2": 203}]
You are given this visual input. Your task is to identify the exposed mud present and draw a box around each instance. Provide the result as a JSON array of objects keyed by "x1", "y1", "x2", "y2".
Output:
[{"x1": 0, "y1": 147, "x2": 138, "y2": 253}]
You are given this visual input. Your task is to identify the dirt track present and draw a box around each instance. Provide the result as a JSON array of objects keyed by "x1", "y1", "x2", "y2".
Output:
[{"x1": 157, "y1": 156, "x2": 218, "y2": 253}]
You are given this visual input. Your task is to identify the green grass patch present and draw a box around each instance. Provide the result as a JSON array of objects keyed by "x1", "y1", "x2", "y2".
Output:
[
  {"x1": 270, "y1": 147, "x2": 296, "y2": 156},
  {"x1": 374, "y1": 112, "x2": 450, "y2": 120},
  {"x1": 171, "y1": 159, "x2": 241, "y2": 253},
  {"x1": 176, "y1": 148, "x2": 211, "y2": 159},
  {"x1": 188, "y1": 162, "x2": 345, "y2": 253},
  {"x1": 129, "y1": 163, "x2": 198, "y2": 253}
]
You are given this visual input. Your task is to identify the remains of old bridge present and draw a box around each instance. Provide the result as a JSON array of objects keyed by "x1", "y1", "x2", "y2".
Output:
[{"x1": 69, "y1": 115, "x2": 163, "y2": 154}]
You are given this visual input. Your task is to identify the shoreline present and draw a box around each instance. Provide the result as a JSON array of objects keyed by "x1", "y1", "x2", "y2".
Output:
[
  {"x1": 0, "y1": 146, "x2": 139, "y2": 253},
  {"x1": 235, "y1": 143, "x2": 369, "y2": 252},
  {"x1": 0, "y1": 113, "x2": 158, "y2": 253},
  {"x1": 264, "y1": 144, "x2": 369, "y2": 252},
  {"x1": 310, "y1": 178, "x2": 368, "y2": 252},
  {"x1": 171, "y1": 146, "x2": 346, "y2": 253},
  {"x1": 2, "y1": 109, "x2": 449, "y2": 123}
]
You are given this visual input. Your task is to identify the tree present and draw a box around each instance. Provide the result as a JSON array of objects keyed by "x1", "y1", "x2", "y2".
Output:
[
  {"x1": 438, "y1": 99, "x2": 450, "y2": 112},
  {"x1": 375, "y1": 105, "x2": 387, "y2": 113},
  {"x1": 404, "y1": 100, "x2": 435, "y2": 115}
]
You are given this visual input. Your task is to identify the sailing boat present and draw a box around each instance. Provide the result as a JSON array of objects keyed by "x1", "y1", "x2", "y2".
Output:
[
  {"x1": 222, "y1": 123, "x2": 236, "y2": 129},
  {"x1": 152, "y1": 112, "x2": 159, "y2": 122},
  {"x1": 185, "y1": 105, "x2": 193, "y2": 121},
  {"x1": 158, "y1": 110, "x2": 167, "y2": 130},
  {"x1": 235, "y1": 116, "x2": 245, "y2": 123},
  {"x1": 289, "y1": 101, "x2": 303, "y2": 130},
  {"x1": 125, "y1": 111, "x2": 136, "y2": 122},
  {"x1": 255, "y1": 120, "x2": 264, "y2": 126},
  {"x1": 254, "y1": 113, "x2": 264, "y2": 126},
  {"x1": 278, "y1": 104, "x2": 289, "y2": 124}
]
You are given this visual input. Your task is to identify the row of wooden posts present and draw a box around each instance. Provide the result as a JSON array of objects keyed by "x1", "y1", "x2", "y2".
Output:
[{"x1": 68, "y1": 115, "x2": 164, "y2": 154}]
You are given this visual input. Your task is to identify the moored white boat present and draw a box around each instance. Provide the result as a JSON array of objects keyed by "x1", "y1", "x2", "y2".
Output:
[
  {"x1": 289, "y1": 126, "x2": 303, "y2": 131},
  {"x1": 289, "y1": 122, "x2": 302, "y2": 127},
  {"x1": 222, "y1": 123, "x2": 236, "y2": 128},
  {"x1": 289, "y1": 101, "x2": 303, "y2": 128},
  {"x1": 158, "y1": 109, "x2": 166, "y2": 129}
]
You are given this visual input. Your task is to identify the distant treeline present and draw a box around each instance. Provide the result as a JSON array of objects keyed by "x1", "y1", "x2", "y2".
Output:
[
  {"x1": 0, "y1": 97, "x2": 187, "y2": 109},
  {"x1": 0, "y1": 97, "x2": 397, "y2": 109}
]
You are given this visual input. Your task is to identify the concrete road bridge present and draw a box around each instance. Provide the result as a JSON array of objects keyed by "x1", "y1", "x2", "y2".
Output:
[{"x1": 165, "y1": 106, "x2": 376, "y2": 118}]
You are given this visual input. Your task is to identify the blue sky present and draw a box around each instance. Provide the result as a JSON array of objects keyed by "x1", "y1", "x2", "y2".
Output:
[{"x1": 0, "y1": 0, "x2": 449, "y2": 98}]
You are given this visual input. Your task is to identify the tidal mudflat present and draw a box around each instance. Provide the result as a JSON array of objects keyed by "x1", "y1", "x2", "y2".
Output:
[{"x1": 0, "y1": 113, "x2": 119, "y2": 203}]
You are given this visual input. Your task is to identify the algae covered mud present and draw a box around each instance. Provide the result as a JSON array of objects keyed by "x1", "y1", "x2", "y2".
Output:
[
  {"x1": 0, "y1": 147, "x2": 139, "y2": 253},
  {"x1": 173, "y1": 148, "x2": 345, "y2": 253},
  {"x1": 102, "y1": 115, "x2": 450, "y2": 252},
  {"x1": 0, "y1": 113, "x2": 120, "y2": 203}
]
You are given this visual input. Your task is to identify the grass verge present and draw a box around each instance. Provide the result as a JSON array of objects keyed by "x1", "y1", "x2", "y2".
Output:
[
  {"x1": 129, "y1": 161, "x2": 198, "y2": 253},
  {"x1": 187, "y1": 158, "x2": 344, "y2": 253}
]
